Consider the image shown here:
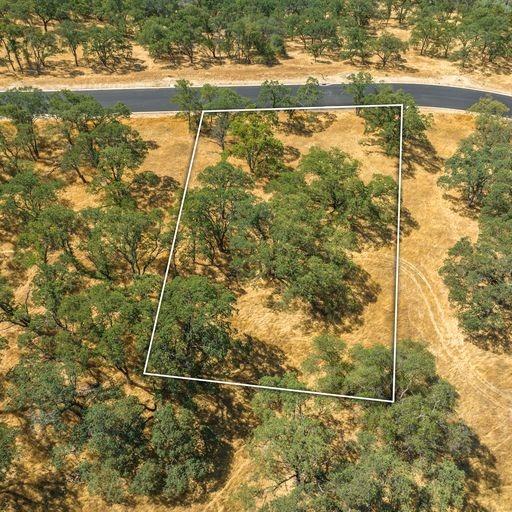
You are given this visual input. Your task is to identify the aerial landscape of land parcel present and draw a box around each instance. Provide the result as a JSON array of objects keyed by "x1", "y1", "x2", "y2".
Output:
[
  {"x1": 144, "y1": 106, "x2": 402, "y2": 399},
  {"x1": 0, "y1": 1, "x2": 511, "y2": 511}
]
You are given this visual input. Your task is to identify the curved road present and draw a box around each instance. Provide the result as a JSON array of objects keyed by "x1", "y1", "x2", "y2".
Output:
[{"x1": 79, "y1": 83, "x2": 512, "y2": 113}]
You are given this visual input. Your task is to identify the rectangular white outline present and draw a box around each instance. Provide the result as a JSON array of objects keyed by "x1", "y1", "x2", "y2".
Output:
[{"x1": 143, "y1": 104, "x2": 404, "y2": 403}]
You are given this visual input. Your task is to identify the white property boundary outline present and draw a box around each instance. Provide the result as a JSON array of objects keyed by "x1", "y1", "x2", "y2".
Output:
[{"x1": 143, "y1": 104, "x2": 404, "y2": 404}]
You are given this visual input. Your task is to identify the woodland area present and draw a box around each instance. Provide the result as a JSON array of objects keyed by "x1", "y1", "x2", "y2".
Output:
[
  {"x1": 0, "y1": 0, "x2": 510, "y2": 79},
  {"x1": 0, "y1": 75, "x2": 509, "y2": 510}
]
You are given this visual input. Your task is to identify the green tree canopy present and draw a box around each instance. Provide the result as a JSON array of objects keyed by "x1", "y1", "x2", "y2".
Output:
[
  {"x1": 0, "y1": 87, "x2": 49, "y2": 160},
  {"x1": 374, "y1": 32, "x2": 408, "y2": 67},
  {"x1": 439, "y1": 99, "x2": 512, "y2": 352},
  {"x1": 257, "y1": 80, "x2": 293, "y2": 108},
  {"x1": 81, "y1": 206, "x2": 171, "y2": 279},
  {"x1": 260, "y1": 179, "x2": 374, "y2": 321},
  {"x1": 343, "y1": 71, "x2": 374, "y2": 105},
  {"x1": 200, "y1": 85, "x2": 251, "y2": 149},
  {"x1": 57, "y1": 20, "x2": 87, "y2": 66},
  {"x1": 0, "y1": 423, "x2": 16, "y2": 485},
  {"x1": 298, "y1": 146, "x2": 397, "y2": 246},
  {"x1": 438, "y1": 99, "x2": 512, "y2": 208},
  {"x1": 0, "y1": 169, "x2": 61, "y2": 229},
  {"x1": 84, "y1": 25, "x2": 132, "y2": 69},
  {"x1": 229, "y1": 113, "x2": 285, "y2": 178},
  {"x1": 440, "y1": 236, "x2": 512, "y2": 352},
  {"x1": 50, "y1": 90, "x2": 146, "y2": 184},
  {"x1": 148, "y1": 275, "x2": 235, "y2": 377},
  {"x1": 135, "y1": 404, "x2": 212, "y2": 499},
  {"x1": 361, "y1": 86, "x2": 432, "y2": 160},
  {"x1": 244, "y1": 340, "x2": 476, "y2": 511},
  {"x1": 181, "y1": 161, "x2": 264, "y2": 276}
]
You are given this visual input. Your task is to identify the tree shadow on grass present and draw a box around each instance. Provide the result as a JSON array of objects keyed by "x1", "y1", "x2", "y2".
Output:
[
  {"x1": 157, "y1": 53, "x2": 258, "y2": 71},
  {"x1": 130, "y1": 173, "x2": 180, "y2": 210},
  {"x1": 457, "y1": 56, "x2": 512, "y2": 78},
  {"x1": 280, "y1": 112, "x2": 336, "y2": 137},
  {"x1": 362, "y1": 135, "x2": 443, "y2": 178},
  {"x1": 440, "y1": 191, "x2": 481, "y2": 219},
  {"x1": 0, "y1": 225, "x2": 18, "y2": 249},
  {"x1": 288, "y1": 266, "x2": 381, "y2": 335},
  {"x1": 88, "y1": 56, "x2": 147, "y2": 75},
  {"x1": 145, "y1": 334, "x2": 292, "y2": 508},
  {"x1": 349, "y1": 204, "x2": 418, "y2": 251},
  {"x1": 195, "y1": 337, "x2": 292, "y2": 502},
  {"x1": 385, "y1": 59, "x2": 419, "y2": 75},
  {"x1": 146, "y1": 331, "x2": 291, "y2": 439},
  {"x1": 0, "y1": 462, "x2": 75, "y2": 512},
  {"x1": 341, "y1": 268, "x2": 381, "y2": 330},
  {"x1": 398, "y1": 205, "x2": 419, "y2": 238},
  {"x1": 227, "y1": 334, "x2": 292, "y2": 385},
  {"x1": 402, "y1": 137, "x2": 444, "y2": 177},
  {"x1": 466, "y1": 329, "x2": 512, "y2": 354},
  {"x1": 464, "y1": 431, "x2": 502, "y2": 511},
  {"x1": 283, "y1": 145, "x2": 301, "y2": 163},
  {"x1": 16, "y1": 59, "x2": 86, "y2": 80}
]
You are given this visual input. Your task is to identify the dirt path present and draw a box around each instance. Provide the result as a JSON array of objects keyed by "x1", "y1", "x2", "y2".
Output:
[{"x1": 400, "y1": 258, "x2": 512, "y2": 409}]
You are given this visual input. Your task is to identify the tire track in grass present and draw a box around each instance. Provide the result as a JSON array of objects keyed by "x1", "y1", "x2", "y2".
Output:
[{"x1": 400, "y1": 258, "x2": 512, "y2": 409}]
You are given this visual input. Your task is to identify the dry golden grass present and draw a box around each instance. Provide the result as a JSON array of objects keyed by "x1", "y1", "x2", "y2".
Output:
[
  {"x1": 0, "y1": 22, "x2": 510, "y2": 94},
  {"x1": 175, "y1": 111, "x2": 512, "y2": 512},
  {"x1": 2, "y1": 111, "x2": 512, "y2": 511},
  {"x1": 129, "y1": 116, "x2": 193, "y2": 182},
  {"x1": 397, "y1": 112, "x2": 512, "y2": 511}
]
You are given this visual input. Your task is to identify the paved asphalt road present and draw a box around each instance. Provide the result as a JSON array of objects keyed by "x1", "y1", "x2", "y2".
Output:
[{"x1": 79, "y1": 83, "x2": 512, "y2": 113}]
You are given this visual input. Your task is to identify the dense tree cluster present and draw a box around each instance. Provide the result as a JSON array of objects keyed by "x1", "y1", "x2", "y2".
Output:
[
  {"x1": 236, "y1": 339, "x2": 480, "y2": 511},
  {"x1": 3, "y1": 88, "x2": 392, "y2": 506},
  {"x1": 173, "y1": 77, "x2": 323, "y2": 134},
  {"x1": 439, "y1": 99, "x2": 512, "y2": 352},
  {"x1": 0, "y1": 87, "x2": 217, "y2": 505},
  {"x1": 173, "y1": 74, "x2": 432, "y2": 177},
  {"x1": 0, "y1": 0, "x2": 510, "y2": 74}
]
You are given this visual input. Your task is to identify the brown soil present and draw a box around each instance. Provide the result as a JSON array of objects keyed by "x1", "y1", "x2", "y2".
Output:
[{"x1": 0, "y1": 23, "x2": 510, "y2": 94}]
